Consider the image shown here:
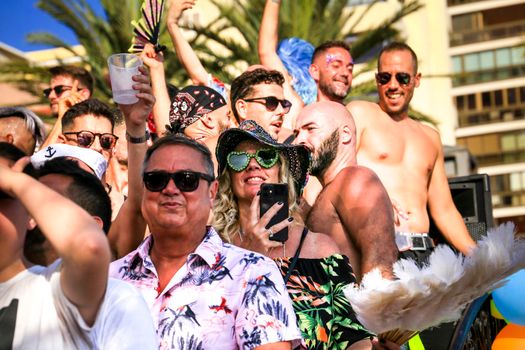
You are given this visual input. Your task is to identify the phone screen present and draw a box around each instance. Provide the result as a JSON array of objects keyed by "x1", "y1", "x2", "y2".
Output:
[{"x1": 259, "y1": 183, "x2": 289, "y2": 242}]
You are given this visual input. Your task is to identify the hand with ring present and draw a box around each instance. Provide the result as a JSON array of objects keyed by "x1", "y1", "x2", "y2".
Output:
[{"x1": 240, "y1": 192, "x2": 294, "y2": 255}]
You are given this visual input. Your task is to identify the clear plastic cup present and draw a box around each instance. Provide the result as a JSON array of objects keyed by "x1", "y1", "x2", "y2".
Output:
[{"x1": 107, "y1": 53, "x2": 142, "y2": 104}]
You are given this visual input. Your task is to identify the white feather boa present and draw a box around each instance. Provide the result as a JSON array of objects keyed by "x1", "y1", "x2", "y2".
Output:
[{"x1": 344, "y1": 222, "x2": 525, "y2": 334}]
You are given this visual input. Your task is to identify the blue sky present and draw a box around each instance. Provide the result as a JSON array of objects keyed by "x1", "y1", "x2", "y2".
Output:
[{"x1": 0, "y1": 0, "x2": 103, "y2": 52}]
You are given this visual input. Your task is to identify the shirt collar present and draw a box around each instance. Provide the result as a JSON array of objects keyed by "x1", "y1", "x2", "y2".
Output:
[
  {"x1": 189, "y1": 226, "x2": 224, "y2": 267},
  {"x1": 132, "y1": 227, "x2": 224, "y2": 268}
]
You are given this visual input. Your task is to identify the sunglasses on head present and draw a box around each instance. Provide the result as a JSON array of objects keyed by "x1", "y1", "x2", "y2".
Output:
[
  {"x1": 143, "y1": 170, "x2": 215, "y2": 192},
  {"x1": 243, "y1": 96, "x2": 292, "y2": 114},
  {"x1": 227, "y1": 148, "x2": 280, "y2": 172},
  {"x1": 43, "y1": 85, "x2": 73, "y2": 98},
  {"x1": 63, "y1": 131, "x2": 118, "y2": 150},
  {"x1": 375, "y1": 72, "x2": 412, "y2": 86}
]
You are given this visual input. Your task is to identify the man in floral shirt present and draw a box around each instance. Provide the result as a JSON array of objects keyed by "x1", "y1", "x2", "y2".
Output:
[{"x1": 110, "y1": 135, "x2": 301, "y2": 349}]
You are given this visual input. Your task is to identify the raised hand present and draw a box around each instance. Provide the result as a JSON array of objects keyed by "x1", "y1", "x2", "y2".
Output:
[
  {"x1": 167, "y1": 0, "x2": 197, "y2": 27},
  {"x1": 57, "y1": 80, "x2": 87, "y2": 118},
  {"x1": 241, "y1": 192, "x2": 293, "y2": 255}
]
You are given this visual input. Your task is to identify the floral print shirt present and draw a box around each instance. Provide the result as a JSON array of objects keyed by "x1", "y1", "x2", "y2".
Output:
[{"x1": 110, "y1": 227, "x2": 302, "y2": 350}]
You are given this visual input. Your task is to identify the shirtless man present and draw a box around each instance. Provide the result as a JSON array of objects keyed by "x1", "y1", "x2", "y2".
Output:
[
  {"x1": 347, "y1": 42, "x2": 476, "y2": 261},
  {"x1": 294, "y1": 101, "x2": 397, "y2": 279}
]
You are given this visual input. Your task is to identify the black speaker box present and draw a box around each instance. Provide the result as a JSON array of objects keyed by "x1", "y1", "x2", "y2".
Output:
[{"x1": 429, "y1": 174, "x2": 494, "y2": 243}]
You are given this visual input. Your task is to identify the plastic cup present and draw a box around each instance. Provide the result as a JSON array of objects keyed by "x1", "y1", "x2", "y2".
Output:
[{"x1": 107, "y1": 53, "x2": 142, "y2": 104}]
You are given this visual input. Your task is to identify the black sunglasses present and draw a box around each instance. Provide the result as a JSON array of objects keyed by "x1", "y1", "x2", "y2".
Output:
[
  {"x1": 375, "y1": 72, "x2": 412, "y2": 86},
  {"x1": 63, "y1": 131, "x2": 118, "y2": 150},
  {"x1": 227, "y1": 148, "x2": 280, "y2": 172},
  {"x1": 0, "y1": 190, "x2": 12, "y2": 199},
  {"x1": 43, "y1": 85, "x2": 73, "y2": 98},
  {"x1": 243, "y1": 96, "x2": 292, "y2": 114},
  {"x1": 143, "y1": 170, "x2": 215, "y2": 192}
]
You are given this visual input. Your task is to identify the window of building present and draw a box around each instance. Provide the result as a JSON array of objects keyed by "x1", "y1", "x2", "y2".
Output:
[
  {"x1": 452, "y1": 56, "x2": 462, "y2": 74},
  {"x1": 464, "y1": 53, "x2": 480, "y2": 72},
  {"x1": 501, "y1": 134, "x2": 516, "y2": 151},
  {"x1": 508, "y1": 88, "x2": 517, "y2": 104},
  {"x1": 511, "y1": 46, "x2": 525, "y2": 65},
  {"x1": 480, "y1": 51, "x2": 494, "y2": 70},
  {"x1": 496, "y1": 48, "x2": 511, "y2": 66},
  {"x1": 494, "y1": 90, "x2": 503, "y2": 106},
  {"x1": 481, "y1": 91, "x2": 491, "y2": 108},
  {"x1": 467, "y1": 94, "x2": 476, "y2": 110}
]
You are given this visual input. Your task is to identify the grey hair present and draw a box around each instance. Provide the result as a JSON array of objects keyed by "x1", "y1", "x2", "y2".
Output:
[{"x1": 0, "y1": 107, "x2": 47, "y2": 151}]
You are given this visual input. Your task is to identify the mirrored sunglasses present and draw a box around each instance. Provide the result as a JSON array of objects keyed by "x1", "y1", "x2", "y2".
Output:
[
  {"x1": 375, "y1": 72, "x2": 412, "y2": 86},
  {"x1": 63, "y1": 131, "x2": 118, "y2": 150},
  {"x1": 243, "y1": 96, "x2": 292, "y2": 114},
  {"x1": 43, "y1": 85, "x2": 73, "y2": 98},
  {"x1": 143, "y1": 170, "x2": 215, "y2": 192},
  {"x1": 227, "y1": 148, "x2": 280, "y2": 172}
]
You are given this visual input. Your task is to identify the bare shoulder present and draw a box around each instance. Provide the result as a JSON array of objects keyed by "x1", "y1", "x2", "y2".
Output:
[
  {"x1": 301, "y1": 229, "x2": 341, "y2": 258},
  {"x1": 416, "y1": 121, "x2": 442, "y2": 147},
  {"x1": 346, "y1": 100, "x2": 380, "y2": 122},
  {"x1": 346, "y1": 99, "x2": 377, "y2": 112},
  {"x1": 334, "y1": 166, "x2": 381, "y2": 189}
]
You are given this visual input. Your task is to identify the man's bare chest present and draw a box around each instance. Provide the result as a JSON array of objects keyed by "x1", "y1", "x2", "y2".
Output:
[{"x1": 359, "y1": 125, "x2": 437, "y2": 166}]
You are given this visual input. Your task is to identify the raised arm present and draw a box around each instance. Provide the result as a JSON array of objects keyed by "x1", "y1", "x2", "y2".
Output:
[
  {"x1": 427, "y1": 130, "x2": 476, "y2": 255},
  {"x1": 108, "y1": 66, "x2": 154, "y2": 258},
  {"x1": 140, "y1": 44, "x2": 171, "y2": 136},
  {"x1": 336, "y1": 168, "x2": 397, "y2": 280},
  {"x1": 166, "y1": 0, "x2": 208, "y2": 86},
  {"x1": 259, "y1": 0, "x2": 304, "y2": 130},
  {"x1": 0, "y1": 160, "x2": 110, "y2": 326},
  {"x1": 258, "y1": 0, "x2": 288, "y2": 76}
]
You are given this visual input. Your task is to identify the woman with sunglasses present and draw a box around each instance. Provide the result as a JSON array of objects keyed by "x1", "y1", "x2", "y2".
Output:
[{"x1": 213, "y1": 121, "x2": 396, "y2": 350}]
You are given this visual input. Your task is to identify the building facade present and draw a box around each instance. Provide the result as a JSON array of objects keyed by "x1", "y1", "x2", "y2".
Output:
[{"x1": 447, "y1": 0, "x2": 525, "y2": 229}]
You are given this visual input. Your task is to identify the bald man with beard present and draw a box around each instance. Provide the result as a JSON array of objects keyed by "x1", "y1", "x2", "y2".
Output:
[{"x1": 294, "y1": 101, "x2": 397, "y2": 279}]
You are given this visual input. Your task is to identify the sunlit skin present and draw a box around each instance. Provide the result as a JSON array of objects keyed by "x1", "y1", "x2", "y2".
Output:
[
  {"x1": 376, "y1": 50, "x2": 420, "y2": 120},
  {"x1": 58, "y1": 114, "x2": 114, "y2": 161},
  {"x1": 184, "y1": 105, "x2": 231, "y2": 143},
  {"x1": 47, "y1": 75, "x2": 89, "y2": 115},
  {"x1": 230, "y1": 140, "x2": 280, "y2": 208},
  {"x1": 347, "y1": 48, "x2": 476, "y2": 255},
  {"x1": 236, "y1": 84, "x2": 287, "y2": 139},
  {"x1": 141, "y1": 144, "x2": 217, "y2": 236},
  {"x1": 294, "y1": 102, "x2": 397, "y2": 280},
  {"x1": 310, "y1": 47, "x2": 354, "y2": 103}
]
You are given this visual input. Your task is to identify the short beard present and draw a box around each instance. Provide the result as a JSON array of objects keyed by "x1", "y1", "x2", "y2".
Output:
[
  {"x1": 319, "y1": 81, "x2": 350, "y2": 102},
  {"x1": 311, "y1": 129, "x2": 339, "y2": 177}
]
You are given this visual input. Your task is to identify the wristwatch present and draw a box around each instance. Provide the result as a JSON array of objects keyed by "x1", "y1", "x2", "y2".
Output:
[{"x1": 126, "y1": 130, "x2": 150, "y2": 144}]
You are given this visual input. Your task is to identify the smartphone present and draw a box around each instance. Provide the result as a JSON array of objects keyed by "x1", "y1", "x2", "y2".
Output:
[{"x1": 259, "y1": 183, "x2": 289, "y2": 242}]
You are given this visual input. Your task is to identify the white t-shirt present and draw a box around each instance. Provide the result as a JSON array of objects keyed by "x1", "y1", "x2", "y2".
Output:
[
  {"x1": 0, "y1": 261, "x2": 157, "y2": 350},
  {"x1": 91, "y1": 278, "x2": 158, "y2": 349}
]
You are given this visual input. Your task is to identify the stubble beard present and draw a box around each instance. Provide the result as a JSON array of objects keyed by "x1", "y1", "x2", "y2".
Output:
[
  {"x1": 319, "y1": 79, "x2": 349, "y2": 102},
  {"x1": 310, "y1": 130, "x2": 339, "y2": 177}
]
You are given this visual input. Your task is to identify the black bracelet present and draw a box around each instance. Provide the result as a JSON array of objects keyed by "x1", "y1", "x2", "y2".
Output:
[{"x1": 126, "y1": 130, "x2": 150, "y2": 144}]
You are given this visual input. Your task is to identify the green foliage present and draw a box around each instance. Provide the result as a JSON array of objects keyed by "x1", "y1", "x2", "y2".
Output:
[
  {"x1": 0, "y1": 0, "x2": 187, "y2": 103},
  {"x1": 185, "y1": 0, "x2": 423, "y2": 97},
  {"x1": 0, "y1": 0, "x2": 426, "y2": 113}
]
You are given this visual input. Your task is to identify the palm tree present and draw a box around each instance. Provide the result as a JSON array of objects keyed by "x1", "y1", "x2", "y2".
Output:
[
  {"x1": 183, "y1": 0, "x2": 424, "y2": 97},
  {"x1": 0, "y1": 0, "x2": 423, "y2": 107},
  {"x1": 0, "y1": 0, "x2": 187, "y2": 105}
]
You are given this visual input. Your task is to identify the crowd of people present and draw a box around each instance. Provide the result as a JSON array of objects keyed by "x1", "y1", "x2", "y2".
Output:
[{"x1": 0, "y1": 0, "x2": 478, "y2": 349}]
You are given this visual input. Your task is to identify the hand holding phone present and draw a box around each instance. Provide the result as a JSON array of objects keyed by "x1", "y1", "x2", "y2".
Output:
[{"x1": 259, "y1": 183, "x2": 289, "y2": 242}]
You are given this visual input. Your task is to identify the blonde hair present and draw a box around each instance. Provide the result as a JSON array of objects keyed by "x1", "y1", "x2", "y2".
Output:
[{"x1": 213, "y1": 153, "x2": 302, "y2": 243}]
